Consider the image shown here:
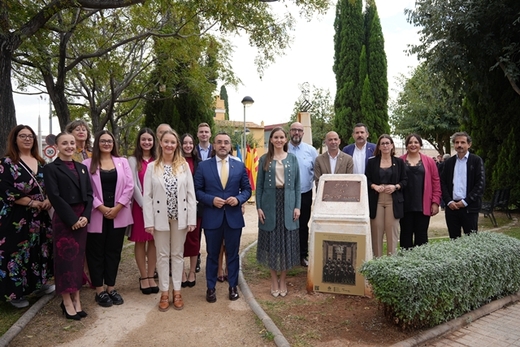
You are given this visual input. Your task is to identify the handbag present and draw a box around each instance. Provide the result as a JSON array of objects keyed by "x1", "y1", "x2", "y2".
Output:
[{"x1": 18, "y1": 160, "x2": 55, "y2": 218}]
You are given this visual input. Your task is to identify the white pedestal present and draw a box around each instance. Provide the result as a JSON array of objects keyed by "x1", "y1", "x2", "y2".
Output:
[{"x1": 306, "y1": 174, "x2": 373, "y2": 296}]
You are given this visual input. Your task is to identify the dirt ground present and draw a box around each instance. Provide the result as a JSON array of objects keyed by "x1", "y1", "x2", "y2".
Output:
[{"x1": 7, "y1": 206, "x2": 470, "y2": 347}]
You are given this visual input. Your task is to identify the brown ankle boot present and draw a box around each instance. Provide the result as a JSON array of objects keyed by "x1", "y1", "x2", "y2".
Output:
[
  {"x1": 173, "y1": 291, "x2": 184, "y2": 310},
  {"x1": 158, "y1": 293, "x2": 169, "y2": 312}
]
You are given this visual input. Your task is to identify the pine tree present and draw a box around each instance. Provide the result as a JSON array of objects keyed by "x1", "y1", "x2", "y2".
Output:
[{"x1": 333, "y1": 0, "x2": 364, "y2": 146}]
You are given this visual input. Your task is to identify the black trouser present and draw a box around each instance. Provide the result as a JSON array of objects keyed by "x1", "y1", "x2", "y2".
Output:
[
  {"x1": 399, "y1": 211, "x2": 431, "y2": 248},
  {"x1": 444, "y1": 207, "x2": 478, "y2": 239},
  {"x1": 86, "y1": 218, "x2": 126, "y2": 288},
  {"x1": 299, "y1": 190, "x2": 313, "y2": 259}
]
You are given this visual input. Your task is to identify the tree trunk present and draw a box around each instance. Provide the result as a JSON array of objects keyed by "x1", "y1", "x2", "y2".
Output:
[{"x1": 0, "y1": 44, "x2": 18, "y2": 156}]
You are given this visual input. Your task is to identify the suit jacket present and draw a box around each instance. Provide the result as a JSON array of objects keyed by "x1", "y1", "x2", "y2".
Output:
[
  {"x1": 365, "y1": 156, "x2": 408, "y2": 219},
  {"x1": 197, "y1": 144, "x2": 213, "y2": 161},
  {"x1": 400, "y1": 153, "x2": 442, "y2": 216},
  {"x1": 440, "y1": 153, "x2": 485, "y2": 213},
  {"x1": 314, "y1": 151, "x2": 354, "y2": 185},
  {"x1": 83, "y1": 157, "x2": 134, "y2": 232},
  {"x1": 342, "y1": 142, "x2": 376, "y2": 168},
  {"x1": 143, "y1": 162, "x2": 197, "y2": 231},
  {"x1": 194, "y1": 156, "x2": 252, "y2": 230},
  {"x1": 256, "y1": 153, "x2": 301, "y2": 231},
  {"x1": 43, "y1": 158, "x2": 93, "y2": 227}
]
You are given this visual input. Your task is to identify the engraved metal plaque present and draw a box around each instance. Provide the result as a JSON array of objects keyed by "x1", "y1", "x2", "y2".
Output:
[{"x1": 322, "y1": 181, "x2": 361, "y2": 202}]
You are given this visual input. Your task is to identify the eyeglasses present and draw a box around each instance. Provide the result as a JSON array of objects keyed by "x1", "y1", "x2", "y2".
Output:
[
  {"x1": 290, "y1": 129, "x2": 304, "y2": 133},
  {"x1": 18, "y1": 134, "x2": 35, "y2": 140},
  {"x1": 380, "y1": 142, "x2": 392, "y2": 146},
  {"x1": 216, "y1": 140, "x2": 231, "y2": 145},
  {"x1": 99, "y1": 140, "x2": 114, "y2": 145}
]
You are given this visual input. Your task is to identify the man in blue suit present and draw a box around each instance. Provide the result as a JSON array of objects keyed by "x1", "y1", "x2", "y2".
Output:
[
  {"x1": 342, "y1": 123, "x2": 376, "y2": 174},
  {"x1": 194, "y1": 132, "x2": 252, "y2": 303}
]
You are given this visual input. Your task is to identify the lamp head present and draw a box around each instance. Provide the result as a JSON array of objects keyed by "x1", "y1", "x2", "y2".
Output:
[{"x1": 241, "y1": 96, "x2": 254, "y2": 106}]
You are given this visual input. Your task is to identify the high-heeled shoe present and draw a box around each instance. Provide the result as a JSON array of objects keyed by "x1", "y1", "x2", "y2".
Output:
[
  {"x1": 181, "y1": 272, "x2": 189, "y2": 288},
  {"x1": 60, "y1": 301, "x2": 81, "y2": 321},
  {"x1": 187, "y1": 272, "x2": 196, "y2": 288},
  {"x1": 76, "y1": 310, "x2": 88, "y2": 318},
  {"x1": 147, "y1": 277, "x2": 159, "y2": 294},
  {"x1": 72, "y1": 301, "x2": 88, "y2": 318},
  {"x1": 270, "y1": 286, "x2": 280, "y2": 298},
  {"x1": 140, "y1": 277, "x2": 152, "y2": 295},
  {"x1": 279, "y1": 282, "x2": 288, "y2": 297}
]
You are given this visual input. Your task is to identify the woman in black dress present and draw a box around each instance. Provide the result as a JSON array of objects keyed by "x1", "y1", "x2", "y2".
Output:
[{"x1": 44, "y1": 133, "x2": 93, "y2": 320}]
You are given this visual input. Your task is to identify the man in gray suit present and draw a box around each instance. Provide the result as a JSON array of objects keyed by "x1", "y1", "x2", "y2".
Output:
[{"x1": 314, "y1": 131, "x2": 354, "y2": 185}]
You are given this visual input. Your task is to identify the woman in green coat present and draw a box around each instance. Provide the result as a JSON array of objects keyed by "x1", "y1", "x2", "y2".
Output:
[{"x1": 256, "y1": 127, "x2": 301, "y2": 298}]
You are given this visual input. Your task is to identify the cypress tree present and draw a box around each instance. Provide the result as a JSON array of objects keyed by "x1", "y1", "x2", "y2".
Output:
[
  {"x1": 333, "y1": 0, "x2": 364, "y2": 146},
  {"x1": 365, "y1": 0, "x2": 389, "y2": 138},
  {"x1": 220, "y1": 85, "x2": 230, "y2": 120}
]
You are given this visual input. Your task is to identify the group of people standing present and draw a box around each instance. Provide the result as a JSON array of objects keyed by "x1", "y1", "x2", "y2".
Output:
[
  {"x1": 0, "y1": 118, "x2": 485, "y2": 317},
  {"x1": 326, "y1": 123, "x2": 484, "y2": 258},
  {"x1": 289, "y1": 122, "x2": 484, "y2": 262}
]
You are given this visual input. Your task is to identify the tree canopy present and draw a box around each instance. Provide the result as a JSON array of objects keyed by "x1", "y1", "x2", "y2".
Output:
[
  {"x1": 1, "y1": 0, "x2": 330, "y2": 155},
  {"x1": 405, "y1": 0, "x2": 520, "y2": 203},
  {"x1": 391, "y1": 62, "x2": 461, "y2": 155}
]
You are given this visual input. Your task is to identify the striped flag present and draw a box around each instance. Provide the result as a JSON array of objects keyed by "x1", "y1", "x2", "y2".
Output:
[{"x1": 245, "y1": 145, "x2": 256, "y2": 191}]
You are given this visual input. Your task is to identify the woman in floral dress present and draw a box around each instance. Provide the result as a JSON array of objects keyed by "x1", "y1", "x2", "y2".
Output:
[{"x1": 0, "y1": 125, "x2": 54, "y2": 308}]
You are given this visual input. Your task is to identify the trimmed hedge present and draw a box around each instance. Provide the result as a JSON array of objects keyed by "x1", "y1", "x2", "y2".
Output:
[{"x1": 359, "y1": 232, "x2": 520, "y2": 329}]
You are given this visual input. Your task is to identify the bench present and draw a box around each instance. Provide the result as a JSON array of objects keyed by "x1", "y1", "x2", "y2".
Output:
[
  {"x1": 480, "y1": 187, "x2": 512, "y2": 227},
  {"x1": 496, "y1": 187, "x2": 512, "y2": 220}
]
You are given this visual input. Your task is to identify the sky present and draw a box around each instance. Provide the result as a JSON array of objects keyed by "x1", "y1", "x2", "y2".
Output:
[
  {"x1": 224, "y1": 0, "x2": 420, "y2": 128},
  {"x1": 13, "y1": 0, "x2": 420, "y2": 137}
]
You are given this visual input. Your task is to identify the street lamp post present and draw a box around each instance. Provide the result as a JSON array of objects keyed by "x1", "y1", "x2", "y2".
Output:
[{"x1": 241, "y1": 96, "x2": 254, "y2": 157}]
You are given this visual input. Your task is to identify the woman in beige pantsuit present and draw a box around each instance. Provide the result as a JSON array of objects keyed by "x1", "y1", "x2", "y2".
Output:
[
  {"x1": 143, "y1": 130, "x2": 196, "y2": 312},
  {"x1": 365, "y1": 135, "x2": 407, "y2": 257}
]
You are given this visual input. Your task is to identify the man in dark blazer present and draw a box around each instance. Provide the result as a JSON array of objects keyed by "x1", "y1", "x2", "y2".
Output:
[
  {"x1": 314, "y1": 131, "x2": 354, "y2": 185},
  {"x1": 194, "y1": 132, "x2": 252, "y2": 303},
  {"x1": 342, "y1": 123, "x2": 376, "y2": 174},
  {"x1": 440, "y1": 132, "x2": 485, "y2": 239}
]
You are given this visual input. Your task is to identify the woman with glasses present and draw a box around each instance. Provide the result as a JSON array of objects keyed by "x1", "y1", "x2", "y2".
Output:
[
  {"x1": 83, "y1": 130, "x2": 134, "y2": 307},
  {"x1": 399, "y1": 134, "x2": 441, "y2": 248},
  {"x1": 365, "y1": 135, "x2": 407, "y2": 257},
  {"x1": 0, "y1": 125, "x2": 54, "y2": 308}
]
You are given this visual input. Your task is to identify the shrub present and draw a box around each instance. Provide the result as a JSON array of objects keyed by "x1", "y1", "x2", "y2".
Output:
[{"x1": 359, "y1": 232, "x2": 520, "y2": 329}]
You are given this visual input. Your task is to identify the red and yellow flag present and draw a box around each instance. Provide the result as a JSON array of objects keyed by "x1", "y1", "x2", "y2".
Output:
[{"x1": 245, "y1": 144, "x2": 258, "y2": 191}]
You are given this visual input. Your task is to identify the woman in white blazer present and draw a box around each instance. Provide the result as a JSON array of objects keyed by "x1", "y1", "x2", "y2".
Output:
[
  {"x1": 143, "y1": 129, "x2": 196, "y2": 312},
  {"x1": 83, "y1": 130, "x2": 134, "y2": 308}
]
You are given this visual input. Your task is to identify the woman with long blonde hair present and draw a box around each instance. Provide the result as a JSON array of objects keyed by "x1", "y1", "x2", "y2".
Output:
[{"x1": 143, "y1": 130, "x2": 197, "y2": 312}]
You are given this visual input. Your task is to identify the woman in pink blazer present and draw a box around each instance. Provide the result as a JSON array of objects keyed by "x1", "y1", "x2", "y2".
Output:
[
  {"x1": 399, "y1": 133, "x2": 441, "y2": 248},
  {"x1": 83, "y1": 130, "x2": 134, "y2": 307}
]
